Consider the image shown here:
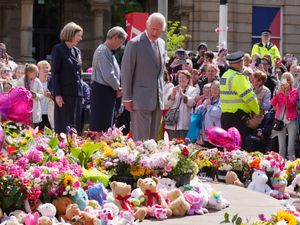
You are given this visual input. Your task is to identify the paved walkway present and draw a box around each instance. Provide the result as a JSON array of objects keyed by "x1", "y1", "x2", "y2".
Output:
[{"x1": 141, "y1": 181, "x2": 291, "y2": 225}]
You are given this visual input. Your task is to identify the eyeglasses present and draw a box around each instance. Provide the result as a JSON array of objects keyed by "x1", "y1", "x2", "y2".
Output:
[{"x1": 3, "y1": 70, "x2": 11, "y2": 73}]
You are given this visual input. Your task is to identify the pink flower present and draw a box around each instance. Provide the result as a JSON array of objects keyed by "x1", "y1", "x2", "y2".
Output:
[
  {"x1": 32, "y1": 167, "x2": 42, "y2": 178},
  {"x1": 28, "y1": 149, "x2": 44, "y2": 163},
  {"x1": 16, "y1": 157, "x2": 29, "y2": 168},
  {"x1": 73, "y1": 180, "x2": 81, "y2": 188},
  {"x1": 164, "y1": 163, "x2": 172, "y2": 172},
  {"x1": 51, "y1": 172, "x2": 59, "y2": 180},
  {"x1": 104, "y1": 161, "x2": 113, "y2": 167}
]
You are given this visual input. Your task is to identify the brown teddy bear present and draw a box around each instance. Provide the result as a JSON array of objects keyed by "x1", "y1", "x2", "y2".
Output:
[
  {"x1": 38, "y1": 216, "x2": 52, "y2": 225},
  {"x1": 52, "y1": 197, "x2": 73, "y2": 220},
  {"x1": 167, "y1": 189, "x2": 190, "y2": 217},
  {"x1": 137, "y1": 177, "x2": 172, "y2": 217},
  {"x1": 110, "y1": 181, "x2": 147, "y2": 221},
  {"x1": 225, "y1": 171, "x2": 244, "y2": 187},
  {"x1": 65, "y1": 204, "x2": 100, "y2": 225}
]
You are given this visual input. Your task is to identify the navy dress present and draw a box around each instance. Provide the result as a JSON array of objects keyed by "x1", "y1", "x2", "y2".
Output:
[{"x1": 51, "y1": 43, "x2": 83, "y2": 133}]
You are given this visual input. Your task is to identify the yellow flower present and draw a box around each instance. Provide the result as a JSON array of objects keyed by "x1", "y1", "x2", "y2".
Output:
[
  {"x1": 130, "y1": 168, "x2": 145, "y2": 177},
  {"x1": 110, "y1": 142, "x2": 123, "y2": 149},
  {"x1": 103, "y1": 147, "x2": 115, "y2": 157},
  {"x1": 277, "y1": 211, "x2": 298, "y2": 225},
  {"x1": 63, "y1": 175, "x2": 75, "y2": 187}
]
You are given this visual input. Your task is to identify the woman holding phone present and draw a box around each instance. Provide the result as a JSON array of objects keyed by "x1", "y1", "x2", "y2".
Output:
[{"x1": 271, "y1": 72, "x2": 299, "y2": 160}]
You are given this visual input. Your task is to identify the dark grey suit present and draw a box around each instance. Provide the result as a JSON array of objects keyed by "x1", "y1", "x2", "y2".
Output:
[{"x1": 121, "y1": 32, "x2": 165, "y2": 140}]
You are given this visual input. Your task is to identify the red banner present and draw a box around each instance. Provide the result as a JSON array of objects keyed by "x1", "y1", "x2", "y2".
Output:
[{"x1": 125, "y1": 12, "x2": 149, "y2": 40}]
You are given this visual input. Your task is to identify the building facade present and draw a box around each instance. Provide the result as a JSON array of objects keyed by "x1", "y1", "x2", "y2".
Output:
[{"x1": 1, "y1": 0, "x2": 300, "y2": 69}]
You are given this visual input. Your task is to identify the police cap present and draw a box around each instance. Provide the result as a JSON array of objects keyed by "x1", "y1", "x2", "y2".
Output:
[
  {"x1": 226, "y1": 51, "x2": 244, "y2": 64},
  {"x1": 261, "y1": 29, "x2": 271, "y2": 36}
]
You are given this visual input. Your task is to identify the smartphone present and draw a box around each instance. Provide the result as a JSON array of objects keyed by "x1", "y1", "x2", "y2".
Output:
[
  {"x1": 176, "y1": 50, "x2": 186, "y2": 60},
  {"x1": 178, "y1": 59, "x2": 187, "y2": 65}
]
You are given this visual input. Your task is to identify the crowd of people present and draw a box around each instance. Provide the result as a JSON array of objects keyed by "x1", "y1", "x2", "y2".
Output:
[{"x1": 1, "y1": 12, "x2": 300, "y2": 160}]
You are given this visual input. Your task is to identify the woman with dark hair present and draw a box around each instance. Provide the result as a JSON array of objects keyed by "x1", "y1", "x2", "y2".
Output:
[{"x1": 51, "y1": 22, "x2": 83, "y2": 133}]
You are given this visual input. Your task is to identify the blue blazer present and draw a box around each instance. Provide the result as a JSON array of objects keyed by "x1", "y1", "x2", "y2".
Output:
[{"x1": 51, "y1": 42, "x2": 83, "y2": 97}]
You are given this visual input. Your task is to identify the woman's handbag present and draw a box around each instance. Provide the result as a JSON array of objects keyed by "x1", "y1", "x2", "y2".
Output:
[
  {"x1": 272, "y1": 119, "x2": 284, "y2": 131},
  {"x1": 272, "y1": 107, "x2": 286, "y2": 131},
  {"x1": 186, "y1": 106, "x2": 204, "y2": 143},
  {"x1": 163, "y1": 107, "x2": 180, "y2": 126}
]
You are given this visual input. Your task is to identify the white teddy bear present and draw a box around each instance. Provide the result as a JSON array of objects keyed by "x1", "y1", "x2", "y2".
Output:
[{"x1": 248, "y1": 170, "x2": 272, "y2": 195}]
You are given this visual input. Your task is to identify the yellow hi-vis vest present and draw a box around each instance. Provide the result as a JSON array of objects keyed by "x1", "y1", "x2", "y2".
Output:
[
  {"x1": 220, "y1": 68, "x2": 259, "y2": 114},
  {"x1": 251, "y1": 42, "x2": 281, "y2": 62}
]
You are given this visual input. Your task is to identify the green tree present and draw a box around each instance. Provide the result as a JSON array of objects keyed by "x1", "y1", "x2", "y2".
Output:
[{"x1": 167, "y1": 21, "x2": 192, "y2": 58}]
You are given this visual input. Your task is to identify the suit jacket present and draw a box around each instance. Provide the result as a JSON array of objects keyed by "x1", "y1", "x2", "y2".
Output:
[
  {"x1": 121, "y1": 32, "x2": 166, "y2": 111},
  {"x1": 51, "y1": 42, "x2": 83, "y2": 97}
]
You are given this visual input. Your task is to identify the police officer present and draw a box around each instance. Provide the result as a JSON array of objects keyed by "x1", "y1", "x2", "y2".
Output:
[
  {"x1": 220, "y1": 51, "x2": 259, "y2": 148},
  {"x1": 251, "y1": 29, "x2": 281, "y2": 63}
]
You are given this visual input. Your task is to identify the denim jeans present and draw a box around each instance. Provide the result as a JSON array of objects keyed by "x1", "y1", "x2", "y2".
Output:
[{"x1": 277, "y1": 119, "x2": 297, "y2": 160}]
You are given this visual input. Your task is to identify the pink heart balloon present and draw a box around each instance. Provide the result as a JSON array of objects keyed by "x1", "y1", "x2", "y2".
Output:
[
  {"x1": 0, "y1": 87, "x2": 33, "y2": 124},
  {"x1": 226, "y1": 127, "x2": 241, "y2": 151},
  {"x1": 205, "y1": 126, "x2": 233, "y2": 148}
]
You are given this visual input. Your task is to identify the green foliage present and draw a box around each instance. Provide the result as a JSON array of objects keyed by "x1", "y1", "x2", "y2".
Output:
[
  {"x1": 71, "y1": 142, "x2": 102, "y2": 167},
  {"x1": 167, "y1": 21, "x2": 192, "y2": 58},
  {"x1": 221, "y1": 212, "x2": 243, "y2": 225}
]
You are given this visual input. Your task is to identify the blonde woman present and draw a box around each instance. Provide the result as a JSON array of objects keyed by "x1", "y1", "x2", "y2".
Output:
[
  {"x1": 271, "y1": 72, "x2": 299, "y2": 160},
  {"x1": 165, "y1": 70, "x2": 198, "y2": 139},
  {"x1": 51, "y1": 22, "x2": 83, "y2": 133},
  {"x1": 37, "y1": 60, "x2": 54, "y2": 129}
]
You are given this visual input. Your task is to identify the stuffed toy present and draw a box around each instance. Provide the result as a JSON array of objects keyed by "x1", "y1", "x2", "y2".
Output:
[
  {"x1": 130, "y1": 188, "x2": 145, "y2": 206},
  {"x1": 52, "y1": 197, "x2": 73, "y2": 220},
  {"x1": 37, "y1": 203, "x2": 57, "y2": 221},
  {"x1": 190, "y1": 178, "x2": 230, "y2": 211},
  {"x1": 157, "y1": 178, "x2": 176, "y2": 200},
  {"x1": 24, "y1": 212, "x2": 39, "y2": 225},
  {"x1": 286, "y1": 173, "x2": 300, "y2": 197},
  {"x1": 183, "y1": 190, "x2": 208, "y2": 215},
  {"x1": 137, "y1": 177, "x2": 172, "y2": 218},
  {"x1": 225, "y1": 171, "x2": 244, "y2": 187},
  {"x1": 110, "y1": 181, "x2": 147, "y2": 221},
  {"x1": 65, "y1": 204, "x2": 100, "y2": 225},
  {"x1": 37, "y1": 216, "x2": 52, "y2": 225},
  {"x1": 70, "y1": 188, "x2": 89, "y2": 211},
  {"x1": 147, "y1": 206, "x2": 168, "y2": 220},
  {"x1": 270, "y1": 172, "x2": 290, "y2": 200},
  {"x1": 248, "y1": 170, "x2": 272, "y2": 195},
  {"x1": 97, "y1": 208, "x2": 114, "y2": 225},
  {"x1": 87, "y1": 183, "x2": 108, "y2": 207},
  {"x1": 102, "y1": 203, "x2": 119, "y2": 217},
  {"x1": 166, "y1": 189, "x2": 190, "y2": 217},
  {"x1": 119, "y1": 211, "x2": 137, "y2": 225},
  {"x1": 2, "y1": 216, "x2": 22, "y2": 225},
  {"x1": 8, "y1": 210, "x2": 26, "y2": 224}
]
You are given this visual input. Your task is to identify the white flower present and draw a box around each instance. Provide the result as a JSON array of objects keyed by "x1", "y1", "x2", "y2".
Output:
[
  {"x1": 62, "y1": 191, "x2": 68, "y2": 196},
  {"x1": 260, "y1": 159, "x2": 271, "y2": 171},
  {"x1": 276, "y1": 220, "x2": 288, "y2": 225},
  {"x1": 69, "y1": 190, "x2": 77, "y2": 196},
  {"x1": 91, "y1": 151, "x2": 101, "y2": 160},
  {"x1": 143, "y1": 140, "x2": 157, "y2": 152},
  {"x1": 219, "y1": 164, "x2": 232, "y2": 171}
]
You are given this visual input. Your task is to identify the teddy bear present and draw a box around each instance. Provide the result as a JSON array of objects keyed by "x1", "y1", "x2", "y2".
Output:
[
  {"x1": 183, "y1": 190, "x2": 208, "y2": 215},
  {"x1": 65, "y1": 204, "x2": 101, "y2": 225},
  {"x1": 3, "y1": 216, "x2": 23, "y2": 225},
  {"x1": 8, "y1": 210, "x2": 27, "y2": 224},
  {"x1": 248, "y1": 170, "x2": 272, "y2": 195},
  {"x1": 87, "y1": 183, "x2": 108, "y2": 207},
  {"x1": 270, "y1": 171, "x2": 290, "y2": 200},
  {"x1": 225, "y1": 171, "x2": 244, "y2": 187},
  {"x1": 166, "y1": 189, "x2": 190, "y2": 217},
  {"x1": 37, "y1": 203, "x2": 57, "y2": 222},
  {"x1": 70, "y1": 188, "x2": 89, "y2": 211},
  {"x1": 137, "y1": 177, "x2": 171, "y2": 217},
  {"x1": 52, "y1": 197, "x2": 73, "y2": 220},
  {"x1": 37, "y1": 216, "x2": 52, "y2": 225},
  {"x1": 110, "y1": 181, "x2": 147, "y2": 221}
]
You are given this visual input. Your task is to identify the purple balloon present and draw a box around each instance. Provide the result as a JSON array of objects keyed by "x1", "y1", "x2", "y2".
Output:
[
  {"x1": 227, "y1": 127, "x2": 241, "y2": 150},
  {"x1": 0, "y1": 87, "x2": 33, "y2": 124},
  {"x1": 205, "y1": 126, "x2": 233, "y2": 148}
]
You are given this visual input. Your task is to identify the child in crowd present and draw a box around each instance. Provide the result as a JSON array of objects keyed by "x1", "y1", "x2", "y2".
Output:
[{"x1": 17, "y1": 63, "x2": 44, "y2": 127}]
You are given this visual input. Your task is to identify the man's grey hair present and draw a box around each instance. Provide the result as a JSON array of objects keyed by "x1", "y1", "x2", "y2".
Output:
[
  {"x1": 106, "y1": 26, "x2": 128, "y2": 39},
  {"x1": 146, "y1": 12, "x2": 166, "y2": 31}
]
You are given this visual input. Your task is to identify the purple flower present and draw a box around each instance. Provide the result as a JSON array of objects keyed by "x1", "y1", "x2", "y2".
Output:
[
  {"x1": 28, "y1": 149, "x2": 44, "y2": 163},
  {"x1": 258, "y1": 214, "x2": 266, "y2": 221}
]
